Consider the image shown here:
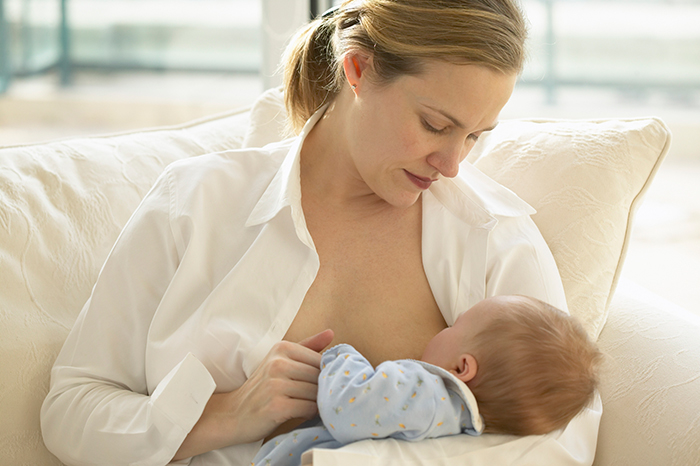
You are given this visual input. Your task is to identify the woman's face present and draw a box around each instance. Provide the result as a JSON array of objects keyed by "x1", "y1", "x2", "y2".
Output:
[{"x1": 347, "y1": 61, "x2": 516, "y2": 208}]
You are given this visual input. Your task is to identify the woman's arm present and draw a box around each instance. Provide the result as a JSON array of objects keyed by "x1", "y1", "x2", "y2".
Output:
[
  {"x1": 41, "y1": 168, "x2": 213, "y2": 465},
  {"x1": 41, "y1": 163, "x2": 332, "y2": 465}
]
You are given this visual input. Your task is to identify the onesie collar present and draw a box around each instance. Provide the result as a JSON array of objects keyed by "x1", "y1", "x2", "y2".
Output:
[{"x1": 414, "y1": 360, "x2": 485, "y2": 434}]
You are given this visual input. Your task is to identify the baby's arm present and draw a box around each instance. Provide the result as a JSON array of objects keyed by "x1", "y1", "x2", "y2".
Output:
[
  {"x1": 318, "y1": 344, "x2": 466, "y2": 443},
  {"x1": 252, "y1": 424, "x2": 341, "y2": 466}
]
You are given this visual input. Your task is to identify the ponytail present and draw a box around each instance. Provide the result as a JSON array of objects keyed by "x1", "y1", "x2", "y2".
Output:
[{"x1": 282, "y1": 16, "x2": 341, "y2": 134}]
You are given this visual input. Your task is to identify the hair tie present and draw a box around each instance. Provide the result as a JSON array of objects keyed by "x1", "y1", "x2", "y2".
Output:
[{"x1": 321, "y1": 5, "x2": 340, "y2": 18}]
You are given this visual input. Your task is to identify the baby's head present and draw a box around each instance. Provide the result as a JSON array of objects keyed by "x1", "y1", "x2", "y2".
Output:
[{"x1": 421, "y1": 295, "x2": 601, "y2": 436}]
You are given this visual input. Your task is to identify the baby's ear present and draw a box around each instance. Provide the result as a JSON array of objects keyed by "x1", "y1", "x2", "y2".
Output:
[{"x1": 451, "y1": 354, "x2": 478, "y2": 383}]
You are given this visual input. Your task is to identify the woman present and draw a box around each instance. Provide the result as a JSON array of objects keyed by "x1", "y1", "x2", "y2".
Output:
[{"x1": 41, "y1": 1, "x2": 599, "y2": 465}]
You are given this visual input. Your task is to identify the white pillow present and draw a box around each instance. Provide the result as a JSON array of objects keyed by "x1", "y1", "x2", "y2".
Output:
[
  {"x1": 243, "y1": 87, "x2": 672, "y2": 339},
  {"x1": 468, "y1": 118, "x2": 670, "y2": 338}
]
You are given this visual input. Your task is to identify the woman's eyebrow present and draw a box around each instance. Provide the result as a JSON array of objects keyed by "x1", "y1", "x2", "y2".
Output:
[
  {"x1": 425, "y1": 105, "x2": 466, "y2": 129},
  {"x1": 424, "y1": 105, "x2": 499, "y2": 133}
]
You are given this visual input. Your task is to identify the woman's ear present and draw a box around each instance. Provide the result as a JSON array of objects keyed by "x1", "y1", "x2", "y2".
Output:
[
  {"x1": 451, "y1": 354, "x2": 478, "y2": 383},
  {"x1": 342, "y1": 53, "x2": 371, "y2": 93}
]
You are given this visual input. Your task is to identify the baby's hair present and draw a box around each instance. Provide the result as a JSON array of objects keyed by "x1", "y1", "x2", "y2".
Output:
[{"x1": 468, "y1": 296, "x2": 602, "y2": 436}]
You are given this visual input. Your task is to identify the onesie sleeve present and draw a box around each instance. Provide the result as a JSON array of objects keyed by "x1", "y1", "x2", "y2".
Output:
[{"x1": 318, "y1": 345, "x2": 467, "y2": 443}]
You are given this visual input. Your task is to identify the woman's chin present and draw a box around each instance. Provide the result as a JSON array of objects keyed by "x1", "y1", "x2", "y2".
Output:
[{"x1": 382, "y1": 191, "x2": 423, "y2": 210}]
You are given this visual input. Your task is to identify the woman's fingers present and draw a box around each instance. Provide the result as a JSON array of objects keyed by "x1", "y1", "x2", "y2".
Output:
[
  {"x1": 285, "y1": 398, "x2": 318, "y2": 420},
  {"x1": 298, "y1": 329, "x2": 334, "y2": 353},
  {"x1": 278, "y1": 357, "x2": 321, "y2": 384},
  {"x1": 265, "y1": 343, "x2": 320, "y2": 380},
  {"x1": 267, "y1": 329, "x2": 334, "y2": 376},
  {"x1": 175, "y1": 333, "x2": 336, "y2": 455},
  {"x1": 283, "y1": 379, "x2": 320, "y2": 402}
]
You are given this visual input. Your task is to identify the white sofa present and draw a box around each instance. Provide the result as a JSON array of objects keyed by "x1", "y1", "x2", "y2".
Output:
[{"x1": 1, "y1": 88, "x2": 699, "y2": 465}]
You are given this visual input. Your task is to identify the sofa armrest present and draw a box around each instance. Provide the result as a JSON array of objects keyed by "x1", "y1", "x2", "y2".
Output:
[{"x1": 594, "y1": 278, "x2": 700, "y2": 466}]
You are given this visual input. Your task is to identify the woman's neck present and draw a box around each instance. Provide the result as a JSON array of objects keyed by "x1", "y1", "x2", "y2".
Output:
[{"x1": 299, "y1": 92, "x2": 388, "y2": 212}]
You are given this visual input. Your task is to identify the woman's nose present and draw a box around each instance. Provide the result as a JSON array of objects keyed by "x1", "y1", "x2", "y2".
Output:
[{"x1": 427, "y1": 143, "x2": 468, "y2": 178}]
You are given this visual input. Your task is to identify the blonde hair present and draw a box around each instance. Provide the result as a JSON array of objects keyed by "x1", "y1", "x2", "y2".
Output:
[
  {"x1": 282, "y1": 0, "x2": 528, "y2": 132},
  {"x1": 468, "y1": 297, "x2": 602, "y2": 436}
]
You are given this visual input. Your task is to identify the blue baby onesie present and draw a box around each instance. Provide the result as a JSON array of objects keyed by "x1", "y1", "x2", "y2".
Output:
[{"x1": 251, "y1": 344, "x2": 484, "y2": 466}]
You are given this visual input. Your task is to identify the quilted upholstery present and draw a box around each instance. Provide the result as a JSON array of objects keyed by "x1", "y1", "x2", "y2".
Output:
[{"x1": 595, "y1": 279, "x2": 700, "y2": 466}]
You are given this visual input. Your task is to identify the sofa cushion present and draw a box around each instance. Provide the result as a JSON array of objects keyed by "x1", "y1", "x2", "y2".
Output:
[
  {"x1": 243, "y1": 87, "x2": 672, "y2": 339},
  {"x1": 0, "y1": 108, "x2": 250, "y2": 464},
  {"x1": 595, "y1": 278, "x2": 700, "y2": 466}
]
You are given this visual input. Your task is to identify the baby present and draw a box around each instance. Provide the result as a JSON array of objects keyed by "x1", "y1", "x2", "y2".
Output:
[{"x1": 252, "y1": 295, "x2": 601, "y2": 466}]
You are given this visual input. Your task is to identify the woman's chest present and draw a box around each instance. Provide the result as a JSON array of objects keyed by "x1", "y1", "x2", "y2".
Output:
[
  {"x1": 284, "y1": 203, "x2": 447, "y2": 366},
  {"x1": 288, "y1": 284, "x2": 447, "y2": 366}
]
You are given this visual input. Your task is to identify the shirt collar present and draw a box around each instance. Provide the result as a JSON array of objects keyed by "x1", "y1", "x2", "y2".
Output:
[
  {"x1": 245, "y1": 106, "x2": 327, "y2": 232},
  {"x1": 246, "y1": 105, "x2": 534, "y2": 232},
  {"x1": 429, "y1": 161, "x2": 535, "y2": 230}
]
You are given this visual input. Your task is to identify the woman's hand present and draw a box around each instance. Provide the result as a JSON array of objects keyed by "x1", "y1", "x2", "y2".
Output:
[
  {"x1": 227, "y1": 329, "x2": 335, "y2": 443},
  {"x1": 172, "y1": 329, "x2": 334, "y2": 460}
]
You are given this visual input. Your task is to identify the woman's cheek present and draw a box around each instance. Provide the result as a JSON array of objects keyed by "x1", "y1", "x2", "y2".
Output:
[{"x1": 400, "y1": 130, "x2": 430, "y2": 159}]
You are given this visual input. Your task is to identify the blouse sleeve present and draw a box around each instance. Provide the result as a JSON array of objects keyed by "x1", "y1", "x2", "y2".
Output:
[
  {"x1": 485, "y1": 214, "x2": 569, "y2": 312},
  {"x1": 474, "y1": 213, "x2": 602, "y2": 466},
  {"x1": 40, "y1": 167, "x2": 216, "y2": 466}
]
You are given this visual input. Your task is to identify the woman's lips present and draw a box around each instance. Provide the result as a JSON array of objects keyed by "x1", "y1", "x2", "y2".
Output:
[{"x1": 405, "y1": 170, "x2": 436, "y2": 190}]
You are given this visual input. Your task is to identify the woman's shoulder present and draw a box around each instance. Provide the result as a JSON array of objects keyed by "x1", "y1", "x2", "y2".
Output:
[
  {"x1": 167, "y1": 139, "x2": 292, "y2": 181},
  {"x1": 162, "y1": 139, "x2": 293, "y2": 200}
]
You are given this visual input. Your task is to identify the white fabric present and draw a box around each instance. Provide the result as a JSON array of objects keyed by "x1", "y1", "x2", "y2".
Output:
[
  {"x1": 40, "y1": 106, "x2": 584, "y2": 465},
  {"x1": 594, "y1": 279, "x2": 700, "y2": 466},
  {"x1": 309, "y1": 393, "x2": 601, "y2": 466},
  {"x1": 0, "y1": 108, "x2": 250, "y2": 466}
]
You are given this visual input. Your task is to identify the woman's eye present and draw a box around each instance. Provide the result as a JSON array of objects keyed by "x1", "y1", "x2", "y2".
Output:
[
  {"x1": 468, "y1": 133, "x2": 480, "y2": 142},
  {"x1": 421, "y1": 118, "x2": 446, "y2": 134}
]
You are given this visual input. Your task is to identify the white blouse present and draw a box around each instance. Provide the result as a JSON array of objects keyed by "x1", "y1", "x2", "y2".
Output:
[{"x1": 41, "y1": 110, "x2": 598, "y2": 466}]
